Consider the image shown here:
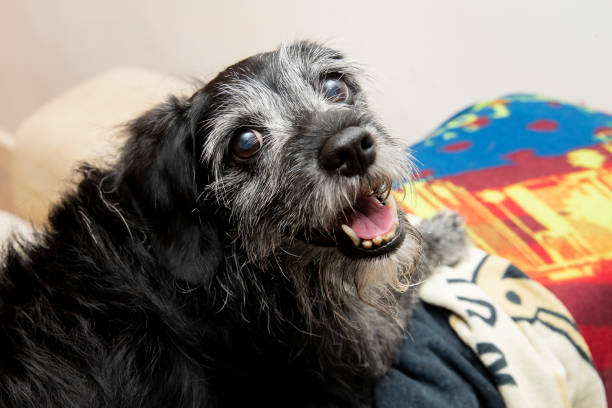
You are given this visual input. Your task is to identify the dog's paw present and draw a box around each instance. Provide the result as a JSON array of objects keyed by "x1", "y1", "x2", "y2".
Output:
[{"x1": 418, "y1": 210, "x2": 468, "y2": 268}]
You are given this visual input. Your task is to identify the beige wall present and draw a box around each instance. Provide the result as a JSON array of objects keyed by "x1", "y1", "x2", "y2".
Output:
[{"x1": 1, "y1": 0, "x2": 612, "y2": 145}]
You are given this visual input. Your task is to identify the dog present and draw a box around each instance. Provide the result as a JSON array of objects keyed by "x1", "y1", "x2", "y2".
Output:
[{"x1": 0, "y1": 41, "x2": 465, "y2": 407}]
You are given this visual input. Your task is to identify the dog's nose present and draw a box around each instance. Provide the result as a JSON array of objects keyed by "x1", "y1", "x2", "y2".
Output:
[{"x1": 319, "y1": 127, "x2": 376, "y2": 176}]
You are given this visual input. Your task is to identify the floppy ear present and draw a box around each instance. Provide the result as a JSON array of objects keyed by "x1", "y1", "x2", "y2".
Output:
[{"x1": 117, "y1": 94, "x2": 223, "y2": 284}]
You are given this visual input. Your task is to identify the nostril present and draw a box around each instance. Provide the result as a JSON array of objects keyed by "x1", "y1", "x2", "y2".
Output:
[{"x1": 360, "y1": 134, "x2": 374, "y2": 151}]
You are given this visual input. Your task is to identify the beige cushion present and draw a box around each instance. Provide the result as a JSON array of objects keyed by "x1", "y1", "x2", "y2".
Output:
[
  {"x1": 0, "y1": 129, "x2": 14, "y2": 213},
  {"x1": 12, "y1": 68, "x2": 190, "y2": 225}
]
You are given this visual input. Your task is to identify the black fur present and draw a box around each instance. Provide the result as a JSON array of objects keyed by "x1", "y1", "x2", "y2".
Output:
[{"x1": 0, "y1": 42, "x2": 443, "y2": 407}]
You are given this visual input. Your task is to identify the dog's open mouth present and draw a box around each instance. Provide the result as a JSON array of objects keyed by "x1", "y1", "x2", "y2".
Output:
[
  {"x1": 301, "y1": 191, "x2": 406, "y2": 258},
  {"x1": 336, "y1": 193, "x2": 405, "y2": 258}
]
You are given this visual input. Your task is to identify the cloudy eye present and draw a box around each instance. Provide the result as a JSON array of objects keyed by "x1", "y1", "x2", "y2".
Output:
[
  {"x1": 318, "y1": 75, "x2": 349, "y2": 103},
  {"x1": 231, "y1": 128, "x2": 263, "y2": 159}
]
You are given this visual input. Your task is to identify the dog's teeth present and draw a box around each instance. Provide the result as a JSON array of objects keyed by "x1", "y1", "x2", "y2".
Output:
[
  {"x1": 388, "y1": 194, "x2": 397, "y2": 213},
  {"x1": 373, "y1": 236, "x2": 383, "y2": 246},
  {"x1": 362, "y1": 240, "x2": 373, "y2": 249},
  {"x1": 387, "y1": 195, "x2": 400, "y2": 227},
  {"x1": 341, "y1": 224, "x2": 360, "y2": 247},
  {"x1": 383, "y1": 228, "x2": 396, "y2": 242}
]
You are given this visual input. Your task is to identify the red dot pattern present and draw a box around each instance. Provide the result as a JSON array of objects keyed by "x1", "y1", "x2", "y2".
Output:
[{"x1": 527, "y1": 119, "x2": 559, "y2": 132}]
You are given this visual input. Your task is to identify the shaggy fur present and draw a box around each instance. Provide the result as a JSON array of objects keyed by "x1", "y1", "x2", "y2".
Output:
[{"x1": 0, "y1": 41, "x2": 465, "y2": 407}]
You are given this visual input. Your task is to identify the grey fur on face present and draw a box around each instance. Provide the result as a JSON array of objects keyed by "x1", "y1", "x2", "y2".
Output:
[{"x1": 195, "y1": 42, "x2": 425, "y2": 328}]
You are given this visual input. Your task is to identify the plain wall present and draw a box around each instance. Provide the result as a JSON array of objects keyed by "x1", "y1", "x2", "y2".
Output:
[{"x1": 1, "y1": 0, "x2": 611, "y2": 145}]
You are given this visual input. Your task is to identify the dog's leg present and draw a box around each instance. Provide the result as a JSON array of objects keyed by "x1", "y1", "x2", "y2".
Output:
[{"x1": 418, "y1": 210, "x2": 468, "y2": 268}]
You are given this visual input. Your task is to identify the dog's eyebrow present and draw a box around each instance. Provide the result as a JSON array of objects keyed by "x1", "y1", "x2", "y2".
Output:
[{"x1": 318, "y1": 62, "x2": 362, "y2": 79}]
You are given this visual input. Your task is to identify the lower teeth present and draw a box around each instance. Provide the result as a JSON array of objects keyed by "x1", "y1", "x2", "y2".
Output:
[
  {"x1": 383, "y1": 227, "x2": 396, "y2": 242},
  {"x1": 359, "y1": 227, "x2": 397, "y2": 249},
  {"x1": 339, "y1": 194, "x2": 400, "y2": 250}
]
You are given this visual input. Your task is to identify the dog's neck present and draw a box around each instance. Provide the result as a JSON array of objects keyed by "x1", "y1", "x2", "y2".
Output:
[
  {"x1": 211, "y1": 239, "x2": 416, "y2": 365},
  {"x1": 195, "y1": 242, "x2": 420, "y2": 406}
]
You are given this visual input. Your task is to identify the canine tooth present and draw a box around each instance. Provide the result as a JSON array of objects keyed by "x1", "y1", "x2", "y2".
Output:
[
  {"x1": 373, "y1": 236, "x2": 383, "y2": 246},
  {"x1": 388, "y1": 195, "x2": 400, "y2": 227},
  {"x1": 388, "y1": 194, "x2": 397, "y2": 212},
  {"x1": 362, "y1": 240, "x2": 373, "y2": 249},
  {"x1": 341, "y1": 224, "x2": 360, "y2": 246}
]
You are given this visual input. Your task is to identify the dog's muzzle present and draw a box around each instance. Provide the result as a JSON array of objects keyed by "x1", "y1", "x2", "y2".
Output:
[{"x1": 297, "y1": 126, "x2": 407, "y2": 259}]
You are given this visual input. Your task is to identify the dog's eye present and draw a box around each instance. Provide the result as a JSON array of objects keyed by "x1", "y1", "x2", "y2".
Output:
[
  {"x1": 231, "y1": 128, "x2": 263, "y2": 159},
  {"x1": 319, "y1": 75, "x2": 349, "y2": 103}
]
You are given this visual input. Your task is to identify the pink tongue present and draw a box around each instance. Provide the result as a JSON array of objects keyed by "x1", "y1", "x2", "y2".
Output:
[{"x1": 347, "y1": 196, "x2": 395, "y2": 239}]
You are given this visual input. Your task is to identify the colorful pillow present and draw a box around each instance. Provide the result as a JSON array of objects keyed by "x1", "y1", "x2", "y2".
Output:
[{"x1": 396, "y1": 94, "x2": 612, "y2": 400}]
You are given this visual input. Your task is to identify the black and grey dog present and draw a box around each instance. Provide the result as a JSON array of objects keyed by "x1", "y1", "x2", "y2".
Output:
[{"x1": 0, "y1": 41, "x2": 464, "y2": 407}]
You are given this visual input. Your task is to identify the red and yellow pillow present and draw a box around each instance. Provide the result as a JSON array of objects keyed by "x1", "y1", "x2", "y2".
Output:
[{"x1": 395, "y1": 94, "x2": 612, "y2": 399}]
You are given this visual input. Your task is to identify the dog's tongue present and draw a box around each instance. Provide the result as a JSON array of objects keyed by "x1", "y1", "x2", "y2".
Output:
[{"x1": 346, "y1": 196, "x2": 394, "y2": 239}]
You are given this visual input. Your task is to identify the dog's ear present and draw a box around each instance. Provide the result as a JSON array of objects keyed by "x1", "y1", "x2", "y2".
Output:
[{"x1": 117, "y1": 94, "x2": 223, "y2": 284}]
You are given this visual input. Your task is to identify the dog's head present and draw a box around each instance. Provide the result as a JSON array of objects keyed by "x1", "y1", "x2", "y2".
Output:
[{"x1": 118, "y1": 41, "x2": 422, "y2": 309}]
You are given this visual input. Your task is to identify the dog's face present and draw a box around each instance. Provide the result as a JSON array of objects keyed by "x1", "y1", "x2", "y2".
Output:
[
  {"x1": 120, "y1": 41, "x2": 422, "y2": 310},
  {"x1": 195, "y1": 42, "x2": 417, "y2": 263}
]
